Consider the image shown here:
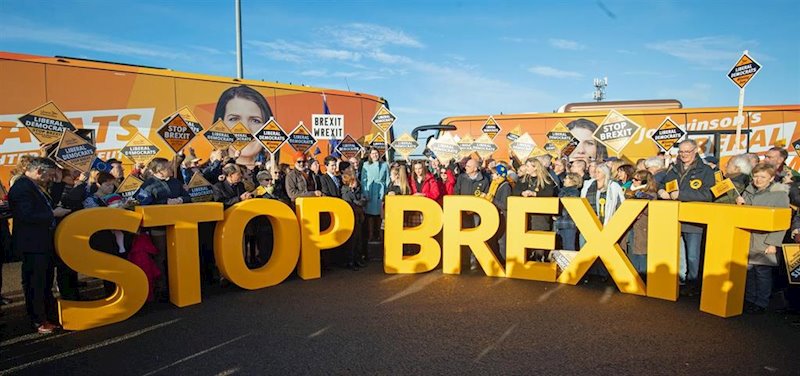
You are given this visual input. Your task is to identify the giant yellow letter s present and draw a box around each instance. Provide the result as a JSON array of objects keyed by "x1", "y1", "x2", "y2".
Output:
[{"x1": 55, "y1": 208, "x2": 147, "y2": 331}]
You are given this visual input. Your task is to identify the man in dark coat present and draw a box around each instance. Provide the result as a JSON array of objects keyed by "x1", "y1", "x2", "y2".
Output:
[
  {"x1": 454, "y1": 158, "x2": 490, "y2": 271},
  {"x1": 8, "y1": 158, "x2": 71, "y2": 334},
  {"x1": 319, "y1": 156, "x2": 341, "y2": 198},
  {"x1": 658, "y1": 139, "x2": 715, "y2": 295}
]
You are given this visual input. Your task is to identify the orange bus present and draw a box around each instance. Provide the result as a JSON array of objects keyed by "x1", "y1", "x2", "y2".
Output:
[
  {"x1": 0, "y1": 51, "x2": 390, "y2": 183},
  {"x1": 433, "y1": 101, "x2": 800, "y2": 169}
]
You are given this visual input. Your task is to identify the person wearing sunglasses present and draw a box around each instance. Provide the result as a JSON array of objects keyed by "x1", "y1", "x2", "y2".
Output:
[{"x1": 285, "y1": 151, "x2": 322, "y2": 205}]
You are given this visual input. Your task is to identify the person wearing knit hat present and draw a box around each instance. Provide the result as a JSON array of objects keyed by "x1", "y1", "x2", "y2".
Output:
[{"x1": 487, "y1": 162, "x2": 514, "y2": 261}]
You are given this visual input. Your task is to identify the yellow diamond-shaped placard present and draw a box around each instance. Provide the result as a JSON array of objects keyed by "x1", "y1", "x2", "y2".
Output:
[
  {"x1": 651, "y1": 117, "x2": 686, "y2": 152},
  {"x1": 427, "y1": 132, "x2": 460, "y2": 165},
  {"x1": 55, "y1": 130, "x2": 97, "y2": 172},
  {"x1": 472, "y1": 133, "x2": 498, "y2": 159},
  {"x1": 391, "y1": 133, "x2": 418, "y2": 160},
  {"x1": 287, "y1": 121, "x2": 317, "y2": 154},
  {"x1": 120, "y1": 133, "x2": 161, "y2": 165},
  {"x1": 336, "y1": 134, "x2": 362, "y2": 159},
  {"x1": 162, "y1": 106, "x2": 204, "y2": 135},
  {"x1": 254, "y1": 117, "x2": 288, "y2": 154},
  {"x1": 18, "y1": 101, "x2": 77, "y2": 145},
  {"x1": 157, "y1": 114, "x2": 196, "y2": 153},
  {"x1": 457, "y1": 134, "x2": 475, "y2": 159},
  {"x1": 547, "y1": 122, "x2": 572, "y2": 150},
  {"x1": 229, "y1": 122, "x2": 255, "y2": 152},
  {"x1": 116, "y1": 175, "x2": 144, "y2": 200},
  {"x1": 593, "y1": 110, "x2": 641, "y2": 155},
  {"x1": 203, "y1": 120, "x2": 236, "y2": 150},
  {"x1": 370, "y1": 132, "x2": 387, "y2": 159},
  {"x1": 509, "y1": 133, "x2": 536, "y2": 161},
  {"x1": 506, "y1": 125, "x2": 522, "y2": 143},
  {"x1": 727, "y1": 52, "x2": 762, "y2": 89},
  {"x1": 481, "y1": 116, "x2": 502, "y2": 140},
  {"x1": 187, "y1": 172, "x2": 215, "y2": 203},
  {"x1": 372, "y1": 105, "x2": 396, "y2": 133}
]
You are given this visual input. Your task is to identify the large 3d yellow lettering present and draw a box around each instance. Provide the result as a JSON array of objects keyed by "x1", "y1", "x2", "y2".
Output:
[
  {"x1": 137, "y1": 203, "x2": 224, "y2": 307},
  {"x1": 384, "y1": 196, "x2": 443, "y2": 274},
  {"x1": 214, "y1": 199, "x2": 300, "y2": 289},
  {"x1": 442, "y1": 196, "x2": 503, "y2": 277},
  {"x1": 679, "y1": 203, "x2": 790, "y2": 317},
  {"x1": 646, "y1": 201, "x2": 681, "y2": 301},
  {"x1": 558, "y1": 198, "x2": 646, "y2": 295},
  {"x1": 295, "y1": 197, "x2": 354, "y2": 280},
  {"x1": 55, "y1": 208, "x2": 147, "y2": 330},
  {"x1": 505, "y1": 197, "x2": 558, "y2": 282}
]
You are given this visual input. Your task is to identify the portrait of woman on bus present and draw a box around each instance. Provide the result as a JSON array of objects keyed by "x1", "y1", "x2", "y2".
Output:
[
  {"x1": 567, "y1": 118, "x2": 608, "y2": 163},
  {"x1": 213, "y1": 85, "x2": 274, "y2": 167}
]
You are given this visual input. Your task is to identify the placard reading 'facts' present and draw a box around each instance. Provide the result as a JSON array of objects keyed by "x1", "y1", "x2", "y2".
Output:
[
  {"x1": 18, "y1": 102, "x2": 77, "y2": 145},
  {"x1": 254, "y1": 118, "x2": 288, "y2": 154},
  {"x1": 120, "y1": 133, "x2": 160, "y2": 165},
  {"x1": 203, "y1": 120, "x2": 235, "y2": 150}
]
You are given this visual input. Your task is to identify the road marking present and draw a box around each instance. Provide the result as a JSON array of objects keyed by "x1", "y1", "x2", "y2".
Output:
[
  {"x1": 379, "y1": 273, "x2": 441, "y2": 305},
  {"x1": 308, "y1": 326, "x2": 330, "y2": 338},
  {"x1": 140, "y1": 333, "x2": 252, "y2": 376},
  {"x1": 0, "y1": 319, "x2": 182, "y2": 375}
]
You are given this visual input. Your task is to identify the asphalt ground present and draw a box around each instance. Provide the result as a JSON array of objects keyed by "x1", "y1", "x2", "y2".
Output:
[{"x1": 1, "y1": 261, "x2": 799, "y2": 376}]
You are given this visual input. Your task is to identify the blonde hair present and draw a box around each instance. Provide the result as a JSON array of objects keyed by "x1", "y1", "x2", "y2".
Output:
[
  {"x1": 528, "y1": 158, "x2": 553, "y2": 191},
  {"x1": 392, "y1": 165, "x2": 410, "y2": 195}
]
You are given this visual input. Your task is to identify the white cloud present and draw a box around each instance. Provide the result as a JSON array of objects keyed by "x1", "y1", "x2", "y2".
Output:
[
  {"x1": 0, "y1": 22, "x2": 178, "y2": 60},
  {"x1": 248, "y1": 40, "x2": 361, "y2": 63},
  {"x1": 325, "y1": 23, "x2": 423, "y2": 50},
  {"x1": 528, "y1": 66, "x2": 583, "y2": 79},
  {"x1": 645, "y1": 36, "x2": 756, "y2": 69},
  {"x1": 549, "y1": 38, "x2": 585, "y2": 50}
]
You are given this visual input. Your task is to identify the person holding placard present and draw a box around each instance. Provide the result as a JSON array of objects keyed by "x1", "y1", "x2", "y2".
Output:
[
  {"x1": 658, "y1": 139, "x2": 715, "y2": 295},
  {"x1": 735, "y1": 163, "x2": 790, "y2": 313},
  {"x1": 714, "y1": 155, "x2": 751, "y2": 205},
  {"x1": 213, "y1": 85, "x2": 274, "y2": 168}
]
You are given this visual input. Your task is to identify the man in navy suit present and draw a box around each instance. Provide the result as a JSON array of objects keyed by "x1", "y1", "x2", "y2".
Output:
[
  {"x1": 9, "y1": 157, "x2": 71, "y2": 334},
  {"x1": 319, "y1": 155, "x2": 342, "y2": 198}
]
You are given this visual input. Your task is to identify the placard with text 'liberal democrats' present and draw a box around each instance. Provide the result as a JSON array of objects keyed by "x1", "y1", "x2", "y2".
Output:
[
  {"x1": 391, "y1": 133, "x2": 419, "y2": 160},
  {"x1": 254, "y1": 117, "x2": 288, "y2": 154},
  {"x1": 547, "y1": 122, "x2": 572, "y2": 150},
  {"x1": 120, "y1": 133, "x2": 160, "y2": 165},
  {"x1": 651, "y1": 117, "x2": 686, "y2": 152},
  {"x1": 335, "y1": 134, "x2": 362, "y2": 159},
  {"x1": 472, "y1": 133, "x2": 498, "y2": 159},
  {"x1": 371, "y1": 105, "x2": 396, "y2": 133},
  {"x1": 727, "y1": 52, "x2": 762, "y2": 89},
  {"x1": 203, "y1": 120, "x2": 236, "y2": 150},
  {"x1": 56, "y1": 130, "x2": 97, "y2": 172},
  {"x1": 457, "y1": 134, "x2": 475, "y2": 160},
  {"x1": 18, "y1": 101, "x2": 77, "y2": 145},
  {"x1": 593, "y1": 110, "x2": 642, "y2": 155},
  {"x1": 157, "y1": 114, "x2": 196, "y2": 154},
  {"x1": 509, "y1": 132, "x2": 536, "y2": 162},
  {"x1": 287, "y1": 122, "x2": 317, "y2": 154},
  {"x1": 312, "y1": 114, "x2": 344, "y2": 140},
  {"x1": 370, "y1": 133, "x2": 388, "y2": 159},
  {"x1": 187, "y1": 173, "x2": 214, "y2": 203},
  {"x1": 481, "y1": 116, "x2": 502, "y2": 140},
  {"x1": 228, "y1": 122, "x2": 255, "y2": 152},
  {"x1": 427, "y1": 133, "x2": 460, "y2": 165},
  {"x1": 506, "y1": 125, "x2": 522, "y2": 143},
  {"x1": 116, "y1": 175, "x2": 144, "y2": 200}
]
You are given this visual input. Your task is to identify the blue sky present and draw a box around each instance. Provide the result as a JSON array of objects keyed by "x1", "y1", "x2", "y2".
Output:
[{"x1": 1, "y1": 0, "x2": 798, "y2": 134}]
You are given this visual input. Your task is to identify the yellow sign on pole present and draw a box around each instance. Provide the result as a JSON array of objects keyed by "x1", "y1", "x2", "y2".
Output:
[
  {"x1": 481, "y1": 116, "x2": 502, "y2": 140},
  {"x1": 18, "y1": 101, "x2": 77, "y2": 145},
  {"x1": 157, "y1": 114, "x2": 196, "y2": 154},
  {"x1": 391, "y1": 133, "x2": 418, "y2": 160},
  {"x1": 546, "y1": 122, "x2": 572, "y2": 150},
  {"x1": 509, "y1": 133, "x2": 536, "y2": 162},
  {"x1": 56, "y1": 130, "x2": 97, "y2": 172},
  {"x1": 372, "y1": 105, "x2": 396, "y2": 133},
  {"x1": 593, "y1": 110, "x2": 642, "y2": 155},
  {"x1": 229, "y1": 122, "x2": 255, "y2": 152},
  {"x1": 427, "y1": 133, "x2": 460, "y2": 165},
  {"x1": 116, "y1": 175, "x2": 144, "y2": 200},
  {"x1": 120, "y1": 133, "x2": 160, "y2": 166},
  {"x1": 203, "y1": 120, "x2": 235, "y2": 150},
  {"x1": 727, "y1": 52, "x2": 762, "y2": 89},
  {"x1": 651, "y1": 117, "x2": 686, "y2": 152}
]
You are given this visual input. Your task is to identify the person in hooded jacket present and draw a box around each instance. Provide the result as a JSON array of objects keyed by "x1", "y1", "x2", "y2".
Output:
[
  {"x1": 736, "y1": 163, "x2": 790, "y2": 313},
  {"x1": 487, "y1": 163, "x2": 514, "y2": 261}
]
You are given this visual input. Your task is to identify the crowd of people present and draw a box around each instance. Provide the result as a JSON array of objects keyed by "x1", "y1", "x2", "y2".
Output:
[{"x1": 2, "y1": 138, "x2": 800, "y2": 334}]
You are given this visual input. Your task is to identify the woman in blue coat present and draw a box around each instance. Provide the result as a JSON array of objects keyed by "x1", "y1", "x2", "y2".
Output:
[{"x1": 360, "y1": 148, "x2": 388, "y2": 243}]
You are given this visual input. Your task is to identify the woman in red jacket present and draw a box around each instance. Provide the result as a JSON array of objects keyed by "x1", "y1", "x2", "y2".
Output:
[
  {"x1": 437, "y1": 166, "x2": 456, "y2": 199},
  {"x1": 410, "y1": 161, "x2": 442, "y2": 202}
]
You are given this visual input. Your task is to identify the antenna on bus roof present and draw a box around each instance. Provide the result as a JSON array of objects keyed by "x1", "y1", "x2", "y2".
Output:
[
  {"x1": 593, "y1": 77, "x2": 608, "y2": 102},
  {"x1": 345, "y1": 77, "x2": 351, "y2": 92}
]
